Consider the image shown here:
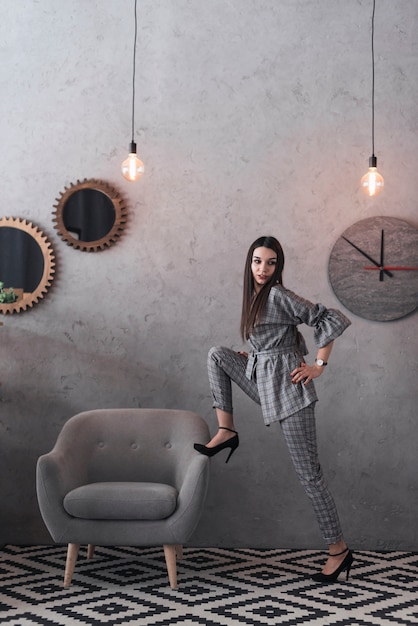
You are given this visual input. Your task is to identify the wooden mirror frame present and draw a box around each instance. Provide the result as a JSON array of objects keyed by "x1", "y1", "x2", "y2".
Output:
[
  {"x1": 0, "y1": 217, "x2": 56, "y2": 314},
  {"x1": 53, "y1": 178, "x2": 127, "y2": 252}
]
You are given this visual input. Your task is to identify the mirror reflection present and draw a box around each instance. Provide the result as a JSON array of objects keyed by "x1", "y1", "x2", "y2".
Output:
[
  {"x1": 0, "y1": 227, "x2": 44, "y2": 292},
  {"x1": 63, "y1": 189, "x2": 116, "y2": 242}
]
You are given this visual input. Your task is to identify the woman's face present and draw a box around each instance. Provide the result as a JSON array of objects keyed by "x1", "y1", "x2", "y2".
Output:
[{"x1": 251, "y1": 246, "x2": 277, "y2": 293}]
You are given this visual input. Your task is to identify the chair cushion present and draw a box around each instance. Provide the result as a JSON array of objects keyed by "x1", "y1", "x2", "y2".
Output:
[{"x1": 63, "y1": 482, "x2": 178, "y2": 520}]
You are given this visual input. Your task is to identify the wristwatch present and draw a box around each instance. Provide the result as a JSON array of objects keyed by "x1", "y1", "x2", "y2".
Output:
[{"x1": 315, "y1": 359, "x2": 327, "y2": 367}]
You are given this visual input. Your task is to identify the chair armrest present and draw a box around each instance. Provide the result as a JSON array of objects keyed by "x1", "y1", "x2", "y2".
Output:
[
  {"x1": 36, "y1": 450, "x2": 87, "y2": 542},
  {"x1": 167, "y1": 454, "x2": 210, "y2": 541}
]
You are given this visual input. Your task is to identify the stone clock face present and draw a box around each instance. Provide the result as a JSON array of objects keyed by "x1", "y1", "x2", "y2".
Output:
[{"x1": 328, "y1": 216, "x2": 418, "y2": 321}]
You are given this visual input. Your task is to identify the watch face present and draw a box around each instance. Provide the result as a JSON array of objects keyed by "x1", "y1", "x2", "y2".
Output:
[{"x1": 328, "y1": 216, "x2": 418, "y2": 321}]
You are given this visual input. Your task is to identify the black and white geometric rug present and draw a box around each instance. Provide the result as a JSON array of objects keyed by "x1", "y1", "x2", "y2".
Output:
[{"x1": 1, "y1": 545, "x2": 418, "y2": 625}]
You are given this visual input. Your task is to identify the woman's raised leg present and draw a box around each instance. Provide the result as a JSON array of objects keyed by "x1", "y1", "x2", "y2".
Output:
[{"x1": 202, "y1": 346, "x2": 260, "y2": 448}]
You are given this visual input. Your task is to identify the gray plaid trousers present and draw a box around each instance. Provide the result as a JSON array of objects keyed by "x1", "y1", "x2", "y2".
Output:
[{"x1": 208, "y1": 346, "x2": 343, "y2": 544}]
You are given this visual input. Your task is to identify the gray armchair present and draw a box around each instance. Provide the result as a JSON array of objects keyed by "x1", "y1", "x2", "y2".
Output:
[{"x1": 36, "y1": 408, "x2": 210, "y2": 589}]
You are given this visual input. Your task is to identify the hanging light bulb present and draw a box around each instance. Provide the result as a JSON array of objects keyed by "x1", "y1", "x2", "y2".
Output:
[
  {"x1": 361, "y1": 155, "x2": 384, "y2": 197},
  {"x1": 121, "y1": 141, "x2": 144, "y2": 182},
  {"x1": 361, "y1": 0, "x2": 384, "y2": 196},
  {"x1": 121, "y1": 0, "x2": 144, "y2": 182}
]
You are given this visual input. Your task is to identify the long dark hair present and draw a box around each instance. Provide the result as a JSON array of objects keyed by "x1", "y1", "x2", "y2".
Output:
[{"x1": 240, "y1": 236, "x2": 285, "y2": 340}]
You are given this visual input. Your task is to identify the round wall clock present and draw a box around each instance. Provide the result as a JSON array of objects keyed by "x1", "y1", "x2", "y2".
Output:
[{"x1": 328, "y1": 216, "x2": 418, "y2": 321}]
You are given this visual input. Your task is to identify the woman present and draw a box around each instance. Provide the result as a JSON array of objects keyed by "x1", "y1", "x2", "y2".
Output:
[{"x1": 194, "y1": 236, "x2": 353, "y2": 582}]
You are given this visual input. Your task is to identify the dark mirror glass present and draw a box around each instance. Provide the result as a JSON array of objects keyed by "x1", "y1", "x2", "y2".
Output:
[
  {"x1": 62, "y1": 189, "x2": 116, "y2": 242},
  {"x1": 0, "y1": 227, "x2": 44, "y2": 292}
]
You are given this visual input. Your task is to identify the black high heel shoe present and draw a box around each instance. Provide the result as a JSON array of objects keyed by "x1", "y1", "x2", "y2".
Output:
[
  {"x1": 311, "y1": 547, "x2": 354, "y2": 583},
  {"x1": 194, "y1": 427, "x2": 239, "y2": 463}
]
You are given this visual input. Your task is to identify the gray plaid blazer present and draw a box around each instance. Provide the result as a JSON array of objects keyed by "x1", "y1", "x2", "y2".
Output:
[{"x1": 245, "y1": 285, "x2": 351, "y2": 424}]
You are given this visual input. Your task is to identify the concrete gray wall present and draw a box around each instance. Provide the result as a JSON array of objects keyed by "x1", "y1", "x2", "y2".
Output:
[{"x1": 1, "y1": 0, "x2": 417, "y2": 551}]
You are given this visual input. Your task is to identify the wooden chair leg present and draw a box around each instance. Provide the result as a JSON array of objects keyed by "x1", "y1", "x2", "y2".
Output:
[
  {"x1": 87, "y1": 544, "x2": 95, "y2": 559},
  {"x1": 175, "y1": 545, "x2": 183, "y2": 560},
  {"x1": 64, "y1": 543, "x2": 80, "y2": 588},
  {"x1": 163, "y1": 544, "x2": 179, "y2": 590}
]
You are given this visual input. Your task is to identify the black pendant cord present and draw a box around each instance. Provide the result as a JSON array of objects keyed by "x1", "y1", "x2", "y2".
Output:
[
  {"x1": 131, "y1": 0, "x2": 138, "y2": 145},
  {"x1": 371, "y1": 0, "x2": 376, "y2": 158}
]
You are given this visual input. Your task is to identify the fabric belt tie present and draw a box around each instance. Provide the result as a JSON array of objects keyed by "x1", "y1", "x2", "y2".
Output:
[{"x1": 246, "y1": 344, "x2": 301, "y2": 381}]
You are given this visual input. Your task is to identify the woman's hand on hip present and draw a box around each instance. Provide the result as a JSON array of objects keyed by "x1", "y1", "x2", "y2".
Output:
[{"x1": 291, "y1": 362, "x2": 324, "y2": 385}]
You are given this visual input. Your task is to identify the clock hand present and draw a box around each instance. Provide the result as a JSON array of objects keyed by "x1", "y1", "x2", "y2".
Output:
[
  {"x1": 364, "y1": 266, "x2": 418, "y2": 271},
  {"x1": 379, "y1": 229, "x2": 384, "y2": 282},
  {"x1": 342, "y1": 236, "x2": 393, "y2": 278}
]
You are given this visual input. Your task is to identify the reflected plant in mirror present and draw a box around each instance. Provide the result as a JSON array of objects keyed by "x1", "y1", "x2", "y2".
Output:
[
  {"x1": 53, "y1": 179, "x2": 127, "y2": 252},
  {"x1": 0, "y1": 283, "x2": 18, "y2": 303},
  {"x1": 0, "y1": 217, "x2": 55, "y2": 314}
]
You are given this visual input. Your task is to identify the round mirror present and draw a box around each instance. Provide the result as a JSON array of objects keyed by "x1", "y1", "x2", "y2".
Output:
[
  {"x1": 0, "y1": 217, "x2": 55, "y2": 314},
  {"x1": 53, "y1": 178, "x2": 127, "y2": 252}
]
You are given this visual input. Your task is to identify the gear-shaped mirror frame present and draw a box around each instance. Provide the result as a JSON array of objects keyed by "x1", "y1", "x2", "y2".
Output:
[
  {"x1": 53, "y1": 178, "x2": 127, "y2": 252},
  {"x1": 0, "y1": 217, "x2": 56, "y2": 314}
]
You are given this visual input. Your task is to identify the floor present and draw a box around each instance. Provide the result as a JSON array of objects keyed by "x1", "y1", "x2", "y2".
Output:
[{"x1": 0, "y1": 545, "x2": 417, "y2": 625}]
